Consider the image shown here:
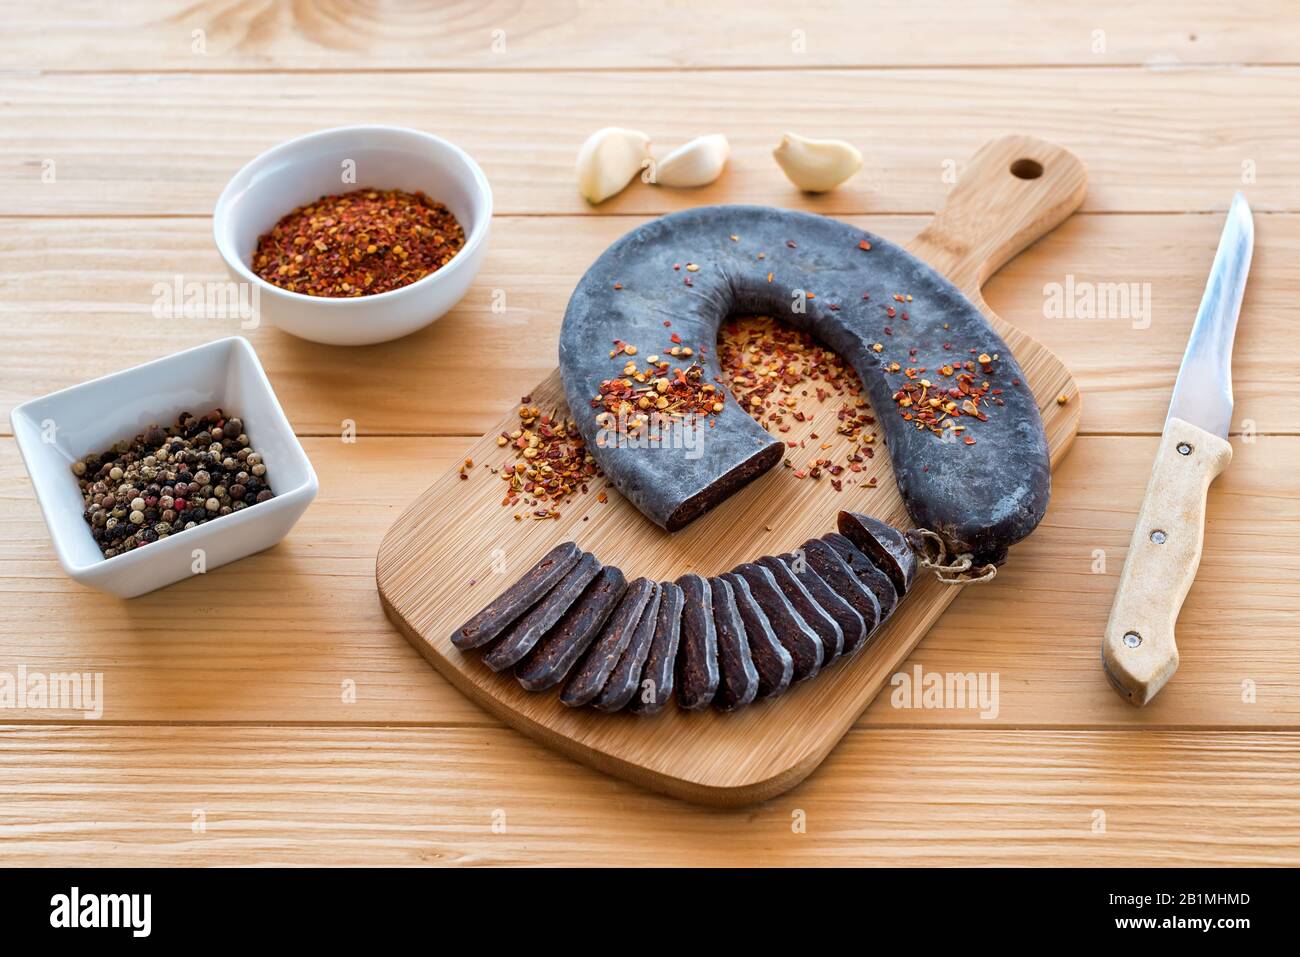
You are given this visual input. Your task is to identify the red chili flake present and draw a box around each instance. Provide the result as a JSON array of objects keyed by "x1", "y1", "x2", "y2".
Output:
[
  {"x1": 858, "y1": 240, "x2": 872, "y2": 251},
  {"x1": 888, "y1": 350, "x2": 1002, "y2": 442},
  {"x1": 613, "y1": 282, "x2": 623, "y2": 290},
  {"x1": 252, "y1": 188, "x2": 465, "y2": 297},
  {"x1": 887, "y1": 306, "x2": 896, "y2": 318},
  {"x1": 492, "y1": 404, "x2": 602, "y2": 511},
  {"x1": 786, "y1": 240, "x2": 798, "y2": 248},
  {"x1": 717, "y1": 316, "x2": 879, "y2": 482}
]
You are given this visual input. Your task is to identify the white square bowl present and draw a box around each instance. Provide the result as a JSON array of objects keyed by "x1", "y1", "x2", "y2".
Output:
[{"x1": 9, "y1": 337, "x2": 318, "y2": 598}]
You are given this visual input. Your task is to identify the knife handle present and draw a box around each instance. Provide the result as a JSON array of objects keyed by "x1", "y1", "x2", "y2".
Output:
[{"x1": 1102, "y1": 417, "x2": 1232, "y2": 706}]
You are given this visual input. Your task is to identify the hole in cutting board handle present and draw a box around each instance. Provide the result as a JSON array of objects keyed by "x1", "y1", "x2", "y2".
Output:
[{"x1": 1009, "y1": 158, "x2": 1044, "y2": 180}]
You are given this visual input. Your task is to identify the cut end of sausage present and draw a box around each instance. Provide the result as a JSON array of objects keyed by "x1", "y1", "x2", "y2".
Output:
[{"x1": 837, "y1": 512, "x2": 916, "y2": 595}]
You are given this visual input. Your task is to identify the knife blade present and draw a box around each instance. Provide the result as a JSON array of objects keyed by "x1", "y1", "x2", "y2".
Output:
[{"x1": 1101, "y1": 193, "x2": 1253, "y2": 706}]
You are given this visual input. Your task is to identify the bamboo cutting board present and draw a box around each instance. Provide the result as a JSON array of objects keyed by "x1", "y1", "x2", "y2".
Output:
[{"x1": 378, "y1": 135, "x2": 1086, "y2": 806}]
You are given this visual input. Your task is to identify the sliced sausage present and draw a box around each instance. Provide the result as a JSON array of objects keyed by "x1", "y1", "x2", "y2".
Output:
[
  {"x1": 592, "y1": 584, "x2": 662, "y2": 713},
  {"x1": 560, "y1": 577, "x2": 655, "y2": 707},
  {"x1": 802, "y1": 538, "x2": 880, "y2": 654},
  {"x1": 837, "y1": 511, "x2": 917, "y2": 595},
  {"x1": 452, "y1": 541, "x2": 581, "y2": 649},
  {"x1": 757, "y1": 555, "x2": 843, "y2": 663},
  {"x1": 709, "y1": 576, "x2": 760, "y2": 711},
  {"x1": 516, "y1": 566, "x2": 627, "y2": 691},
  {"x1": 482, "y1": 552, "x2": 602, "y2": 671},
  {"x1": 675, "y1": 574, "x2": 719, "y2": 711},
  {"x1": 718, "y1": 573, "x2": 793, "y2": 699},
  {"x1": 822, "y1": 533, "x2": 897, "y2": 621},
  {"x1": 629, "y1": 581, "x2": 685, "y2": 715},
  {"x1": 732, "y1": 562, "x2": 823, "y2": 681},
  {"x1": 781, "y1": 550, "x2": 865, "y2": 661}
]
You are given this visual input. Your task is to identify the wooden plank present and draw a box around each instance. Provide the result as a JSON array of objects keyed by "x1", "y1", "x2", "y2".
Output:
[
  {"x1": 3, "y1": 212, "x2": 1295, "y2": 437},
  {"x1": 2, "y1": 439, "x2": 1296, "y2": 728},
  {"x1": 0, "y1": 724, "x2": 1296, "y2": 865},
  {"x1": 1, "y1": 68, "x2": 1297, "y2": 216},
  {"x1": 8, "y1": 1, "x2": 1295, "y2": 72}
]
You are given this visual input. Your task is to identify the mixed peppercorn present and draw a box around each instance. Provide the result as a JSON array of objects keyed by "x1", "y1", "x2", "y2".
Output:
[
  {"x1": 251, "y1": 188, "x2": 465, "y2": 297},
  {"x1": 72, "y1": 410, "x2": 275, "y2": 559}
]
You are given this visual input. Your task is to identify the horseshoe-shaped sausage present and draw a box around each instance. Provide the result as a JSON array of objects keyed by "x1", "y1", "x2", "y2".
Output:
[{"x1": 559, "y1": 205, "x2": 1050, "y2": 565}]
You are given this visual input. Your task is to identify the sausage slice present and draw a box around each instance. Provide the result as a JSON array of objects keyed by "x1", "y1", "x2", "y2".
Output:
[
  {"x1": 592, "y1": 584, "x2": 662, "y2": 713},
  {"x1": 483, "y1": 552, "x2": 601, "y2": 671},
  {"x1": 718, "y1": 573, "x2": 793, "y2": 699},
  {"x1": 732, "y1": 562, "x2": 823, "y2": 681},
  {"x1": 675, "y1": 574, "x2": 720, "y2": 711},
  {"x1": 802, "y1": 538, "x2": 880, "y2": 654},
  {"x1": 516, "y1": 566, "x2": 628, "y2": 690},
  {"x1": 781, "y1": 550, "x2": 865, "y2": 662},
  {"x1": 757, "y1": 555, "x2": 843, "y2": 663},
  {"x1": 560, "y1": 577, "x2": 655, "y2": 707},
  {"x1": 710, "y1": 576, "x2": 760, "y2": 711},
  {"x1": 629, "y1": 581, "x2": 685, "y2": 715},
  {"x1": 452, "y1": 542, "x2": 581, "y2": 649},
  {"x1": 837, "y1": 512, "x2": 917, "y2": 595},
  {"x1": 822, "y1": 533, "x2": 897, "y2": 621}
]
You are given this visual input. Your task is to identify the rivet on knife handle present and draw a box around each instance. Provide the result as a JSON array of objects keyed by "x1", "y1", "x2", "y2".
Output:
[{"x1": 1102, "y1": 417, "x2": 1232, "y2": 706}]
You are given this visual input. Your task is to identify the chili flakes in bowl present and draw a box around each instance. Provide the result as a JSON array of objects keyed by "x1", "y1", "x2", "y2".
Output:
[{"x1": 251, "y1": 188, "x2": 466, "y2": 297}]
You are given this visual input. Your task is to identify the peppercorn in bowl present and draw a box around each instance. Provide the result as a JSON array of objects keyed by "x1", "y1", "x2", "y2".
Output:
[
  {"x1": 214, "y1": 125, "x2": 492, "y2": 345},
  {"x1": 10, "y1": 337, "x2": 318, "y2": 598}
]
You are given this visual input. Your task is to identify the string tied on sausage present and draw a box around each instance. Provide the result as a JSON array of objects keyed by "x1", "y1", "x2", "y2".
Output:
[{"x1": 907, "y1": 529, "x2": 997, "y2": 585}]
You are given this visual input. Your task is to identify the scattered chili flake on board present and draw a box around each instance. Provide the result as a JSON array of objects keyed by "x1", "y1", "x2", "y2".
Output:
[
  {"x1": 591, "y1": 358, "x2": 725, "y2": 434},
  {"x1": 717, "y1": 316, "x2": 881, "y2": 491},
  {"x1": 251, "y1": 188, "x2": 465, "y2": 298},
  {"x1": 491, "y1": 402, "x2": 601, "y2": 515}
]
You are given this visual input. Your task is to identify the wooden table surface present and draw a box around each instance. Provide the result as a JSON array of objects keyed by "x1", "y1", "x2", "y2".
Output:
[{"x1": 3, "y1": 1, "x2": 1299, "y2": 866}]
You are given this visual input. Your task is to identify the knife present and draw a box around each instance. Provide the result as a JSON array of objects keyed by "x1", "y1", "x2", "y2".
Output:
[{"x1": 1102, "y1": 193, "x2": 1254, "y2": 706}]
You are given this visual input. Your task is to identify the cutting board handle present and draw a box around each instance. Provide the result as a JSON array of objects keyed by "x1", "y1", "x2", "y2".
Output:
[{"x1": 909, "y1": 135, "x2": 1087, "y2": 297}]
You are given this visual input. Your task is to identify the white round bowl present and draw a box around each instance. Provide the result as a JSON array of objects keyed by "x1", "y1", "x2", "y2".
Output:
[{"x1": 213, "y1": 125, "x2": 492, "y2": 346}]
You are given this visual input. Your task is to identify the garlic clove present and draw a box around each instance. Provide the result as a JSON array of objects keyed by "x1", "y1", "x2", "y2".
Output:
[
  {"x1": 576, "y1": 127, "x2": 652, "y2": 204},
  {"x1": 653, "y1": 133, "x2": 730, "y2": 188},
  {"x1": 772, "y1": 132, "x2": 863, "y2": 193}
]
